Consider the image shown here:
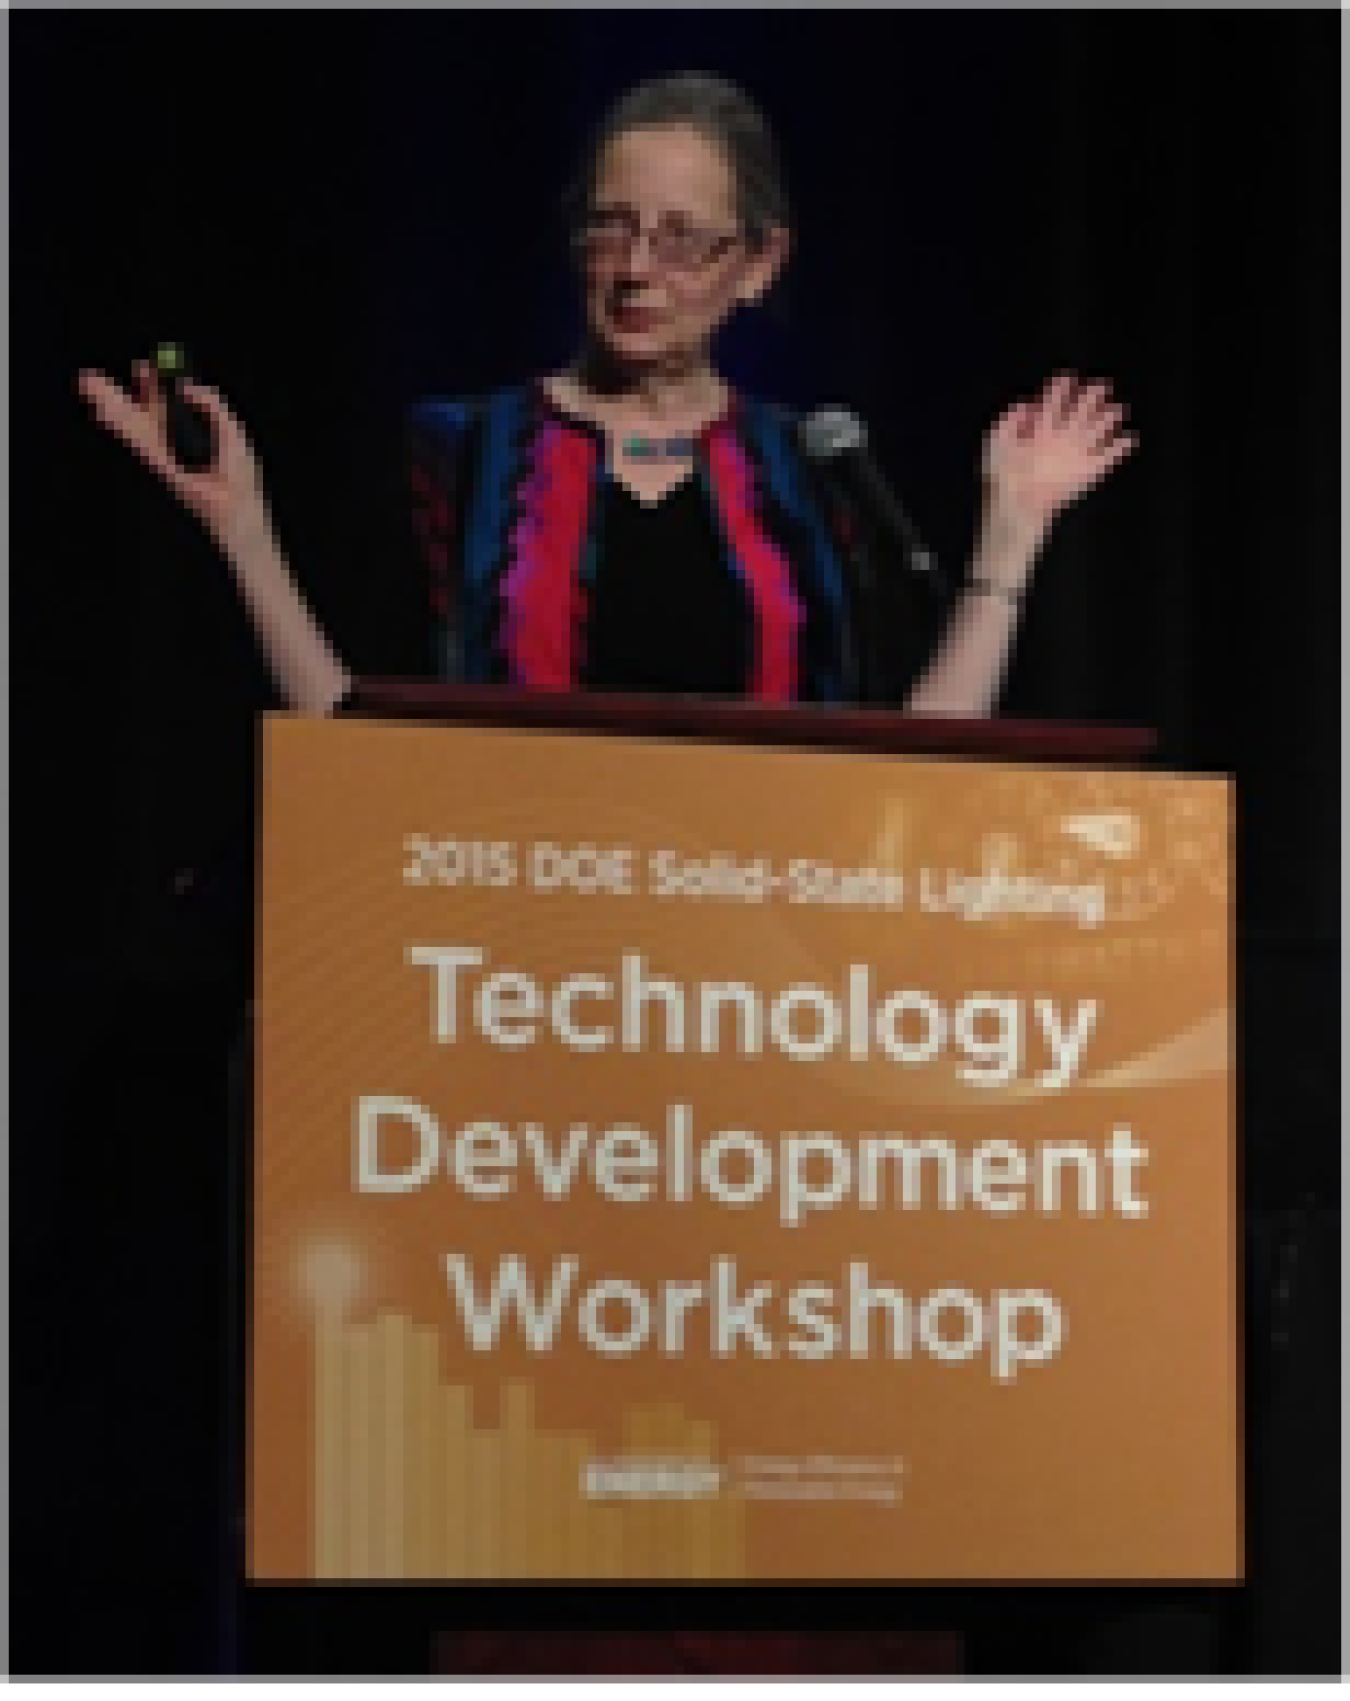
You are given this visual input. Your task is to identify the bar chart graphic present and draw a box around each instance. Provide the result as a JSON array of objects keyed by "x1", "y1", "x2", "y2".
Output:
[{"x1": 309, "y1": 1311, "x2": 746, "y2": 1580}]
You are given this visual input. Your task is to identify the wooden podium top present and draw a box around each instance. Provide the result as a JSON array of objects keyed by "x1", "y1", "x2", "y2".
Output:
[{"x1": 347, "y1": 680, "x2": 1157, "y2": 764}]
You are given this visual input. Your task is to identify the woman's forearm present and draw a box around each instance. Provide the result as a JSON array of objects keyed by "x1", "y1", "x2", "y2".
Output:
[
  {"x1": 903, "y1": 505, "x2": 1046, "y2": 718},
  {"x1": 221, "y1": 509, "x2": 353, "y2": 716}
]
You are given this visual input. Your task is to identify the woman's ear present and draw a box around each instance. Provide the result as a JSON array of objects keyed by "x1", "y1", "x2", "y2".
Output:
[{"x1": 740, "y1": 223, "x2": 792, "y2": 306}]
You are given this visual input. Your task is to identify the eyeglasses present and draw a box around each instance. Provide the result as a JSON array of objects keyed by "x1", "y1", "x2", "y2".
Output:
[{"x1": 574, "y1": 206, "x2": 741, "y2": 274}]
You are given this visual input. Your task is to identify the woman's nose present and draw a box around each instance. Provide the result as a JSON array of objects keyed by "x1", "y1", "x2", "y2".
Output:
[{"x1": 617, "y1": 228, "x2": 658, "y2": 280}]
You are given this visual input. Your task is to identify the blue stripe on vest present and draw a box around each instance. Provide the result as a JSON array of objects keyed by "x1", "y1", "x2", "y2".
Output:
[
  {"x1": 461, "y1": 388, "x2": 527, "y2": 683},
  {"x1": 739, "y1": 400, "x2": 848, "y2": 703}
]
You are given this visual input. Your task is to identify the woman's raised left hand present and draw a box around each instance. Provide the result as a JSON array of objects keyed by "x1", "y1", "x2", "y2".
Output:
[{"x1": 980, "y1": 372, "x2": 1137, "y2": 555}]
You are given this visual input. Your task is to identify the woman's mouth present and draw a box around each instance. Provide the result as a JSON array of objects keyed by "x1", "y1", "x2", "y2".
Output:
[{"x1": 610, "y1": 301, "x2": 662, "y2": 333}]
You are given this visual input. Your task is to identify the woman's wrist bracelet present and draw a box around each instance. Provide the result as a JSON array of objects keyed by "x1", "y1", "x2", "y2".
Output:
[{"x1": 967, "y1": 574, "x2": 1024, "y2": 607}]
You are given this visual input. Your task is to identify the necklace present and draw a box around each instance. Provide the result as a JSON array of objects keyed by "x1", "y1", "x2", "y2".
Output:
[{"x1": 620, "y1": 433, "x2": 698, "y2": 461}]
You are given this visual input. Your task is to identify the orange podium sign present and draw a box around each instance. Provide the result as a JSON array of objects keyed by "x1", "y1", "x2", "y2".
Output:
[{"x1": 247, "y1": 713, "x2": 1237, "y2": 1583}]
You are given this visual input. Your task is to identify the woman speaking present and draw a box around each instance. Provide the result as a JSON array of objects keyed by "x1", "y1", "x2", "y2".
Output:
[
  {"x1": 78, "y1": 73, "x2": 1134, "y2": 724},
  {"x1": 76, "y1": 71, "x2": 1137, "y2": 1679}
]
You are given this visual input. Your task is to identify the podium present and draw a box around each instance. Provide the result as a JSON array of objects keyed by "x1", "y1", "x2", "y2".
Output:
[
  {"x1": 243, "y1": 684, "x2": 1238, "y2": 1674},
  {"x1": 344, "y1": 678, "x2": 1159, "y2": 762}
]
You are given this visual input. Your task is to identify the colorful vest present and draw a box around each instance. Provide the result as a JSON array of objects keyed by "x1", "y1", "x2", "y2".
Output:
[{"x1": 404, "y1": 382, "x2": 892, "y2": 704}]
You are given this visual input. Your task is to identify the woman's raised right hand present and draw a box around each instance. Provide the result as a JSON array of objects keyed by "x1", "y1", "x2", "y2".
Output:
[{"x1": 77, "y1": 359, "x2": 273, "y2": 559}]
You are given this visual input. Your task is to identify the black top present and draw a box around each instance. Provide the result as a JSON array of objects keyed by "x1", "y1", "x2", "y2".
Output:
[{"x1": 583, "y1": 475, "x2": 749, "y2": 697}]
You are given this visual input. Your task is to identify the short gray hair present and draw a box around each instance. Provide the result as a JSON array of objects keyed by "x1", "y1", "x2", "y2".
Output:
[{"x1": 563, "y1": 71, "x2": 793, "y2": 252}]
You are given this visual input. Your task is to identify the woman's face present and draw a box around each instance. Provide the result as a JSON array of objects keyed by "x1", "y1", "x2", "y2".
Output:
[{"x1": 577, "y1": 122, "x2": 786, "y2": 376}]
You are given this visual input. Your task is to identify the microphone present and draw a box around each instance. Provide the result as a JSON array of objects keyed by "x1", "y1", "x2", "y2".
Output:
[{"x1": 795, "y1": 406, "x2": 947, "y2": 594}]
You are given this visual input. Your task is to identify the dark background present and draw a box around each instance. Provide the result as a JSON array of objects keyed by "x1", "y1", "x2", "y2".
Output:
[{"x1": 11, "y1": 8, "x2": 1340, "y2": 1677}]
